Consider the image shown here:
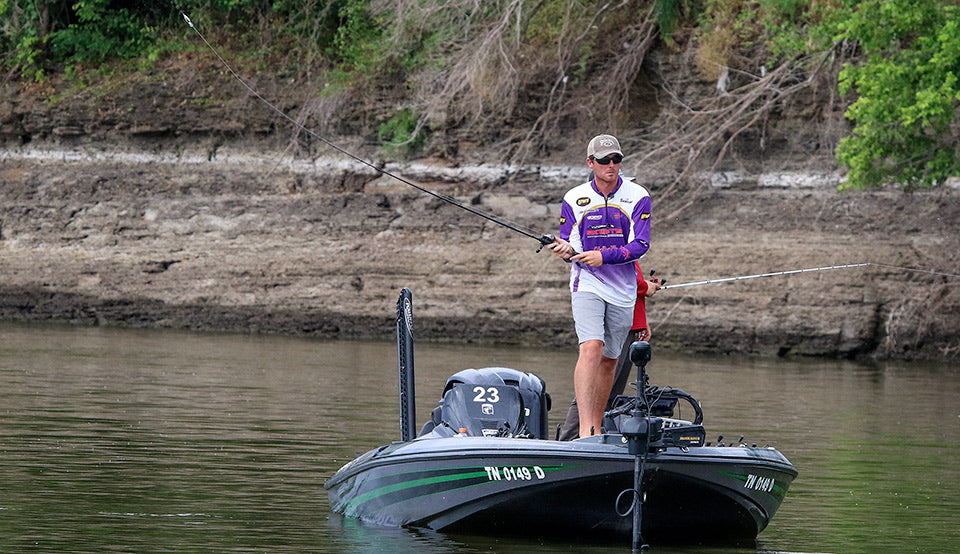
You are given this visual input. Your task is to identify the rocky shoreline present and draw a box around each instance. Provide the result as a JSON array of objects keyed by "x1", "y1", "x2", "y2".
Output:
[{"x1": 1, "y1": 142, "x2": 958, "y2": 361}]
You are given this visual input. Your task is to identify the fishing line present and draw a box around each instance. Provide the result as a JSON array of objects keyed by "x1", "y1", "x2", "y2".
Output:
[
  {"x1": 179, "y1": 11, "x2": 556, "y2": 251},
  {"x1": 658, "y1": 262, "x2": 960, "y2": 290}
]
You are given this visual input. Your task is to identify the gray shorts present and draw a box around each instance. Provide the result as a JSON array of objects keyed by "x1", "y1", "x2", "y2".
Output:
[{"x1": 571, "y1": 291, "x2": 633, "y2": 359}]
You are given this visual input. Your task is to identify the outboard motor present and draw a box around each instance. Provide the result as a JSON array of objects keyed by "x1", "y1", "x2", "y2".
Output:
[
  {"x1": 418, "y1": 367, "x2": 551, "y2": 439},
  {"x1": 439, "y1": 383, "x2": 525, "y2": 437}
]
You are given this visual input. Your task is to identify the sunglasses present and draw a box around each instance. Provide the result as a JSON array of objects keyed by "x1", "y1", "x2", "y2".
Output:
[{"x1": 592, "y1": 154, "x2": 623, "y2": 165}]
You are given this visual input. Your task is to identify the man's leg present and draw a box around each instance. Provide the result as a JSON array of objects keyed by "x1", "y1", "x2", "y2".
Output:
[
  {"x1": 559, "y1": 328, "x2": 640, "y2": 441},
  {"x1": 575, "y1": 339, "x2": 617, "y2": 438}
]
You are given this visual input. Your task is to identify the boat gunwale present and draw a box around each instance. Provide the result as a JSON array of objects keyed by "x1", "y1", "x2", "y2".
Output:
[{"x1": 325, "y1": 436, "x2": 798, "y2": 487}]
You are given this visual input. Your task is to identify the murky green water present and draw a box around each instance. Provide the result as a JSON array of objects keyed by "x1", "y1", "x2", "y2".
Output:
[{"x1": 0, "y1": 323, "x2": 957, "y2": 553}]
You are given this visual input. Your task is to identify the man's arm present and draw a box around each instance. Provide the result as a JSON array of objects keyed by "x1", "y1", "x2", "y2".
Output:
[{"x1": 549, "y1": 200, "x2": 577, "y2": 259}]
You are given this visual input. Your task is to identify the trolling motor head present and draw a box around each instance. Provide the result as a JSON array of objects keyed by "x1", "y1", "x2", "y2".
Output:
[
  {"x1": 630, "y1": 340, "x2": 652, "y2": 392},
  {"x1": 629, "y1": 341, "x2": 651, "y2": 367}
]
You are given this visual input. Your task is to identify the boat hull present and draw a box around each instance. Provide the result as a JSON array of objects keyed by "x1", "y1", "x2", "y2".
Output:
[{"x1": 325, "y1": 436, "x2": 797, "y2": 543}]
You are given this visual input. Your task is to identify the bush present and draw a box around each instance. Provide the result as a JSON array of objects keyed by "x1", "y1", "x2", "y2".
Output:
[
  {"x1": 50, "y1": 1, "x2": 152, "y2": 66},
  {"x1": 378, "y1": 108, "x2": 426, "y2": 157},
  {"x1": 836, "y1": 0, "x2": 960, "y2": 189}
]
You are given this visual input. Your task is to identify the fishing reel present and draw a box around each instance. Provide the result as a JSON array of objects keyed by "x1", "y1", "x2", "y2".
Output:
[{"x1": 536, "y1": 234, "x2": 556, "y2": 253}]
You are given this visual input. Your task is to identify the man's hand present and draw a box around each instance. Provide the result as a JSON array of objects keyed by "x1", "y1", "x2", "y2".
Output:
[
  {"x1": 548, "y1": 238, "x2": 574, "y2": 260},
  {"x1": 637, "y1": 327, "x2": 652, "y2": 341},
  {"x1": 571, "y1": 250, "x2": 603, "y2": 267},
  {"x1": 644, "y1": 279, "x2": 660, "y2": 297}
]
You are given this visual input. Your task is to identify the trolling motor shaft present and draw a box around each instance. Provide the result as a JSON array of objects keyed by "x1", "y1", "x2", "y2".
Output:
[{"x1": 619, "y1": 341, "x2": 658, "y2": 552}]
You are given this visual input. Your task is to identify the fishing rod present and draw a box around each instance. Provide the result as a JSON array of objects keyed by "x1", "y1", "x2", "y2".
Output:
[
  {"x1": 658, "y1": 262, "x2": 960, "y2": 290},
  {"x1": 179, "y1": 12, "x2": 557, "y2": 252}
]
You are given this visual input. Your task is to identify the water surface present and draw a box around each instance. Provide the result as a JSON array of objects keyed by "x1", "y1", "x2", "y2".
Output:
[{"x1": 0, "y1": 323, "x2": 957, "y2": 553}]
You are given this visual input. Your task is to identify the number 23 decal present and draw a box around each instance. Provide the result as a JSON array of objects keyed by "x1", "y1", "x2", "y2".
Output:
[{"x1": 473, "y1": 386, "x2": 500, "y2": 403}]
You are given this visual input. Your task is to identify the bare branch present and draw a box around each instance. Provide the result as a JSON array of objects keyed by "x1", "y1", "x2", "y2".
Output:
[{"x1": 633, "y1": 49, "x2": 840, "y2": 220}]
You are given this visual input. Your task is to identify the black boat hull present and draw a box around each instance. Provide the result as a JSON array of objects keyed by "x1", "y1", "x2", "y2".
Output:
[{"x1": 325, "y1": 436, "x2": 797, "y2": 543}]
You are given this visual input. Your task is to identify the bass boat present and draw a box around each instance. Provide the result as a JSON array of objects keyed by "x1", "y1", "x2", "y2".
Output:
[{"x1": 325, "y1": 289, "x2": 797, "y2": 548}]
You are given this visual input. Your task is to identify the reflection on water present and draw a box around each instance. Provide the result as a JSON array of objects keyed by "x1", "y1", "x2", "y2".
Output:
[{"x1": 0, "y1": 323, "x2": 957, "y2": 553}]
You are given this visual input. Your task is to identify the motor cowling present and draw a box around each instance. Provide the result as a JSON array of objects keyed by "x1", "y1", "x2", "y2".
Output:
[
  {"x1": 440, "y1": 383, "x2": 525, "y2": 437},
  {"x1": 418, "y1": 367, "x2": 551, "y2": 439}
]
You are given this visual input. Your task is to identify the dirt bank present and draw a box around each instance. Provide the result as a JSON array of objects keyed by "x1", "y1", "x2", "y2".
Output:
[
  {"x1": 1, "y1": 64, "x2": 958, "y2": 361},
  {"x1": 1, "y1": 143, "x2": 957, "y2": 361}
]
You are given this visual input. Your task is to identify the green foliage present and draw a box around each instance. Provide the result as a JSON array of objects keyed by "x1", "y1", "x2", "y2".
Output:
[
  {"x1": 1, "y1": 0, "x2": 48, "y2": 80},
  {"x1": 525, "y1": 0, "x2": 586, "y2": 46},
  {"x1": 331, "y1": 0, "x2": 385, "y2": 73},
  {"x1": 836, "y1": 1, "x2": 960, "y2": 189},
  {"x1": 270, "y1": 0, "x2": 345, "y2": 63},
  {"x1": 327, "y1": 0, "x2": 465, "y2": 78},
  {"x1": 520, "y1": 0, "x2": 601, "y2": 87},
  {"x1": 0, "y1": 0, "x2": 332, "y2": 80},
  {"x1": 697, "y1": 0, "x2": 846, "y2": 68},
  {"x1": 8, "y1": 32, "x2": 46, "y2": 81},
  {"x1": 654, "y1": 0, "x2": 681, "y2": 43},
  {"x1": 695, "y1": 0, "x2": 958, "y2": 189},
  {"x1": 50, "y1": 0, "x2": 153, "y2": 66},
  {"x1": 378, "y1": 108, "x2": 426, "y2": 157},
  {"x1": 760, "y1": 0, "x2": 853, "y2": 59},
  {"x1": 0, "y1": 0, "x2": 155, "y2": 79},
  {"x1": 174, "y1": 0, "x2": 270, "y2": 25}
]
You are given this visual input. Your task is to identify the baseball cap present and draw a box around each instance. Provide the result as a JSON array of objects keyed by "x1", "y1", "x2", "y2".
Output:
[{"x1": 587, "y1": 134, "x2": 623, "y2": 159}]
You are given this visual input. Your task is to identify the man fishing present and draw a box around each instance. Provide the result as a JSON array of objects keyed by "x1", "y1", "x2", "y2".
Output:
[{"x1": 549, "y1": 134, "x2": 652, "y2": 438}]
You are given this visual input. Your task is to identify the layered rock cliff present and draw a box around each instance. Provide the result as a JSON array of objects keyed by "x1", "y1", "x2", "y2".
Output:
[{"x1": 1, "y1": 59, "x2": 958, "y2": 361}]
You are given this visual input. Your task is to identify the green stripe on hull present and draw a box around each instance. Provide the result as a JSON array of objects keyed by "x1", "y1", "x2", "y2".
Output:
[{"x1": 344, "y1": 464, "x2": 569, "y2": 516}]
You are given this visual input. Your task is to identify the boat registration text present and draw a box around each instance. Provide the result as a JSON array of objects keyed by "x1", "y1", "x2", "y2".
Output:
[
  {"x1": 484, "y1": 466, "x2": 546, "y2": 481},
  {"x1": 744, "y1": 473, "x2": 776, "y2": 493}
]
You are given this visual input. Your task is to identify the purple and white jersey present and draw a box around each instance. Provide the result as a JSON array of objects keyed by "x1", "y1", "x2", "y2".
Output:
[{"x1": 559, "y1": 176, "x2": 651, "y2": 307}]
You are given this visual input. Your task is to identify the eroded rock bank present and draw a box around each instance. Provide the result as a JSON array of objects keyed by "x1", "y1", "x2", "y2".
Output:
[{"x1": 1, "y1": 145, "x2": 958, "y2": 361}]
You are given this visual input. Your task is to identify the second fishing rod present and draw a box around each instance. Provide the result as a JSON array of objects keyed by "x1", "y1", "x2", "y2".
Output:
[{"x1": 180, "y1": 11, "x2": 558, "y2": 252}]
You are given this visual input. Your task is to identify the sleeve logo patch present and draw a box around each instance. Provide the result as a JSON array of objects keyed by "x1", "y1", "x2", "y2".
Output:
[
  {"x1": 559, "y1": 216, "x2": 566, "y2": 225},
  {"x1": 576, "y1": 197, "x2": 591, "y2": 206},
  {"x1": 639, "y1": 212, "x2": 651, "y2": 220}
]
